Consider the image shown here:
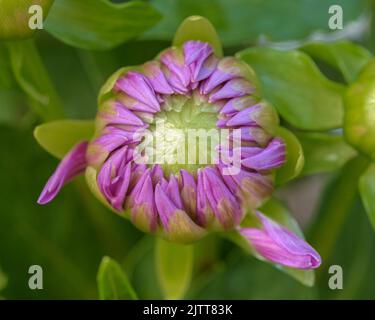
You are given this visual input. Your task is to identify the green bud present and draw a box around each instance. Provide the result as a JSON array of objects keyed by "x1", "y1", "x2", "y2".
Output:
[{"x1": 344, "y1": 59, "x2": 375, "y2": 160}]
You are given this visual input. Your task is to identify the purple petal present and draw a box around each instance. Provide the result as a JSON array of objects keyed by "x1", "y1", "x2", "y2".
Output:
[
  {"x1": 116, "y1": 71, "x2": 160, "y2": 111},
  {"x1": 242, "y1": 138, "x2": 286, "y2": 171},
  {"x1": 201, "y1": 57, "x2": 247, "y2": 94},
  {"x1": 194, "y1": 54, "x2": 218, "y2": 83},
  {"x1": 209, "y1": 79, "x2": 254, "y2": 102},
  {"x1": 100, "y1": 101, "x2": 144, "y2": 127},
  {"x1": 87, "y1": 126, "x2": 143, "y2": 167},
  {"x1": 127, "y1": 169, "x2": 157, "y2": 232},
  {"x1": 155, "y1": 184, "x2": 179, "y2": 229},
  {"x1": 142, "y1": 61, "x2": 174, "y2": 95},
  {"x1": 155, "y1": 183, "x2": 206, "y2": 243},
  {"x1": 226, "y1": 104, "x2": 263, "y2": 127},
  {"x1": 197, "y1": 169, "x2": 215, "y2": 227},
  {"x1": 179, "y1": 169, "x2": 197, "y2": 217},
  {"x1": 183, "y1": 41, "x2": 214, "y2": 83},
  {"x1": 151, "y1": 164, "x2": 164, "y2": 186},
  {"x1": 97, "y1": 146, "x2": 132, "y2": 211},
  {"x1": 160, "y1": 47, "x2": 190, "y2": 93},
  {"x1": 240, "y1": 212, "x2": 321, "y2": 269},
  {"x1": 218, "y1": 166, "x2": 273, "y2": 208},
  {"x1": 166, "y1": 175, "x2": 183, "y2": 209},
  {"x1": 38, "y1": 141, "x2": 88, "y2": 204},
  {"x1": 118, "y1": 94, "x2": 158, "y2": 113},
  {"x1": 230, "y1": 127, "x2": 271, "y2": 146},
  {"x1": 202, "y1": 167, "x2": 243, "y2": 228},
  {"x1": 220, "y1": 96, "x2": 258, "y2": 116}
]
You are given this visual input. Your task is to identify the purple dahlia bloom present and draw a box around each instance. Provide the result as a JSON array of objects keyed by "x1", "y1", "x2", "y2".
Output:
[{"x1": 38, "y1": 40, "x2": 320, "y2": 269}]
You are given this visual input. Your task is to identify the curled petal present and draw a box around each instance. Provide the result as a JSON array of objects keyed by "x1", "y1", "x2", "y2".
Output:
[
  {"x1": 242, "y1": 138, "x2": 286, "y2": 171},
  {"x1": 87, "y1": 126, "x2": 143, "y2": 167},
  {"x1": 183, "y1": 41, "x2": 214, "y2": 83},
  {"x1": 127, "y1": 169, "x2": 157, "y2": 232},
  {"x1": 100, "y1": 101, "x2": 144, "y2": 127},
  {"x1": 179, "y1": 169, "x2": 197, "y2": 218},
  {"x1": 218, "y1": 165, "x2": 273, "y2": 208},
  {"x1": 38, "y1": 141, "x2": 88, "y2": 204},
  {"x1": 202, "y1": 167, "x2": 243, "y2": 229},
  {"x1": 151, "y1": 164, "x2": 164, "y2": 186},
  {"x1": 240, "y1": 212, "x2": 321, "y2": 269},
  {"x1": 197, "y1": 169, "x2": 215, "y2": 227},
  {"x1": 194, "y1": 54, "x2": 218, "y2": 83},
  {"x1": 160, "y1": 47, "x2": 190, "y2": 93},
  {"x1": 97, "y1": 146, "x2": 132, "y2": 211},
  {"x1": 201, "y1": 57, "x2": 249, "y2": 94},
  {"x1": 230, "y1": 127, "x2": 271, "y2": 146},
  {"x1": 209, "y1": 79, "x2": 254, "y2": 102},
  {"x1": 118, "y1": 93, "x2": 158, "y2": 113},
  {"x1": 116, "y1": 71, "x2": 160, "y2": 111},
  {"x1": 142, "y1": 61, "x2": 174, "y2": 95},
  {"x1": 220, "y1": 96, "x2": 259, "y2": 116},
  {"x1": 155, "y1": 184, "x2": 205, "y2": 243}
]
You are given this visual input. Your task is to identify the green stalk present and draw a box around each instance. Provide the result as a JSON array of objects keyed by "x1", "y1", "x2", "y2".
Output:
[{"x1": 309, "y1": 155, "x2": 370, "y2": 274}]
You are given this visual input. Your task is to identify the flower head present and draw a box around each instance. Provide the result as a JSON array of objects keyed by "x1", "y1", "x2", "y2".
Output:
[{"x1": 36, "y1": 19, "x2": 321, "y2": 270}]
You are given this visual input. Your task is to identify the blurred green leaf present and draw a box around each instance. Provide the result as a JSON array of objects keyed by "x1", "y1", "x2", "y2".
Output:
[
  {"x1": 274, "y1": 127, "x2": 304, "y2": 185},
  {"x1": 309, "y1": 156, "x2": 370, "y2": 264},
  {"x1": 173, "y1": 15, "x2": 223, "y2": 56},
  {"x1": 238, "y1": 47, "x2": 345, "y2": 130},
  {"x1": 359, "y1": 164, "x2": 375, "y2": 230},
  {"x1": 344, "y1": 59, "x2": 375, "y2": 160},
  {"x1": 302, "y1": 41, "x2": 372, "y2": 83},
  {"x1": 0, "y1": 0, "x2": 53, "y2": 39},
  {"x1": 44, "y1": 0, "x2": 162, "y2": 50},
  {"x1": 156, "y1": 239, "x2": 193, "y2": 299},
  {"x1": 7, "y1": 39, "x2": 65, "y2": 121},
  {"x1": 146, "y1": 0, "x2": 368, "y2": 46},
  {"x1": 97, "y1": 256, "x2": 138, "y2": 300},
  {"x1": 0, "y1": 266, "x2": 7, "y2": 293},
  {"x1": 34, "y1": 119, "x2": 94, "y2": 158},
  {"x1": 296, "y1": 131, "x2": 357, "y2": 176}
]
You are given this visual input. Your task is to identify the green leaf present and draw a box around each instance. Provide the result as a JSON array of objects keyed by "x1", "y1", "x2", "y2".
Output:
[
  {"x1": 274, "y1": 127, "x2": 304, "y2": 185},
  {"x1": 155, "y1": 238, "x2": 193, "y2": 299},
  {"x1": 237, "y1": 47, "x2": 345, "y2": 130},
  {"x1": 344, "y1": 59, "x2": 375, "y2": 160},
  {"x1": 296, "y1": 131, "x2": 357, "y2": 176},
  {"x1": 44, "y1": 0, "x2": 162, "y2": 50},
  {"x1": 359, "y1": 164, "x2": 375, "y2": 230},
  {"x1": 301, "y1": 41, "x2": 372, "y2": 84},
  {"x1": 7, "y1": 39, "x2": 65, "y2": 121},
  {"x1": 97, "y1": 256, "x2": 138, "y2": 300},
  {"x1": 0, "y1": 0, "x2": 53, "y2": 39},
  {"x1": 34, "y1": 119, "x2": 94, "y2": 158},
  {"x1": 173, "y1": 15, "x2": 222, "y2": 56},
  {"x1": 146, "y1": 0, "x2": 368, "y2": 47}
]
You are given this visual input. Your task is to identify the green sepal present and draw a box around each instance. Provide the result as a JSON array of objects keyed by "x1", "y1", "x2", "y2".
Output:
[{"x1": 34, "y1": 119, "x2": 94, "y2": 159}]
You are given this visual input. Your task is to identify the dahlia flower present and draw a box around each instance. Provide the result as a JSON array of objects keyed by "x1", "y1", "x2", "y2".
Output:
[{"x1": 36, "y1": 16, "x2": 320, "y2": 270}]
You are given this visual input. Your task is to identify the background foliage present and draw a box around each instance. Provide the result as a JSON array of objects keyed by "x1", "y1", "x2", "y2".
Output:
[{"x1": 1, "y1": 0, "x2": 375, "y2": 299}]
